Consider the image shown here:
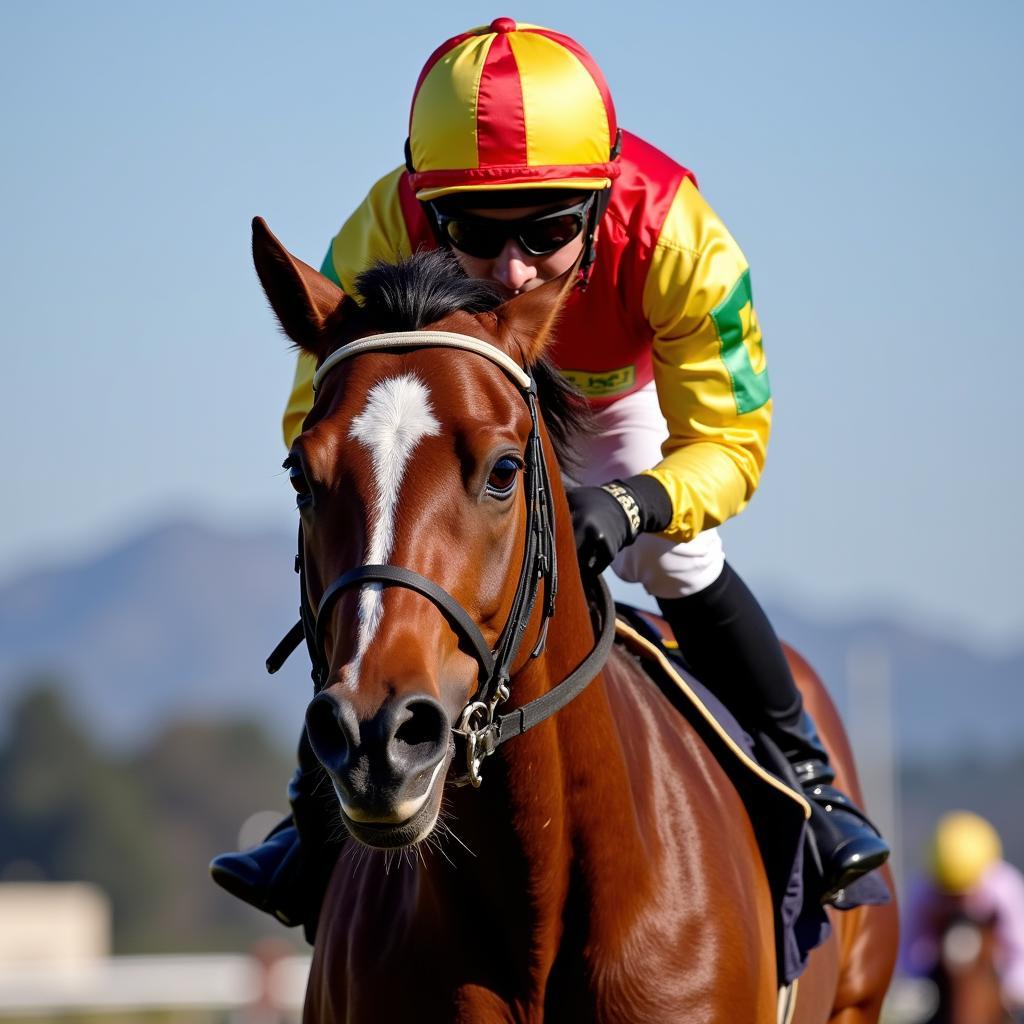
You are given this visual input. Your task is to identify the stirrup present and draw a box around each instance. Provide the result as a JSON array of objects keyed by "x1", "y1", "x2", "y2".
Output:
[{"x1": 796, "y1": 772, "x2": 890, "y2": 905}]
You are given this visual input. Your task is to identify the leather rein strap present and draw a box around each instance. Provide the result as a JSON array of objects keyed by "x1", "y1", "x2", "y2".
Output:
[{"x1": 266, "y1": 329, "x2": 616, "y2": 786}]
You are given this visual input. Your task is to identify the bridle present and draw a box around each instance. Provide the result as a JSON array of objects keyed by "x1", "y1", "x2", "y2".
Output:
[{"x1": 265, "y1": 330, "x2": 616, "y2": 786}]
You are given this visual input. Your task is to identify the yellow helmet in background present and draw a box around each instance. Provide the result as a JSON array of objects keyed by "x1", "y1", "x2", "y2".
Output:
[
  {"x1": 405, "y1": 18, "x2": 621, "y2": 202},
  {"x1": 929, "y1": 811, "x2": 1002, "y2": 893}
]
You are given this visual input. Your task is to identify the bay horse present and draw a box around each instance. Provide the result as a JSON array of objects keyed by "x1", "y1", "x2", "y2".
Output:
[{"x1": 252, "y1": 217, "x2": 899, "y2": 1023}]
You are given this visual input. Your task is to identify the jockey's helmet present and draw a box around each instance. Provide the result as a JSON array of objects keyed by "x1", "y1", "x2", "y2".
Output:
[
  {"x1": 405, "y1": 19, "x2": 620, "y2": 278},
  {"x1": 929, "y1": 810, "x2": 1002, "y2": 894},
  {"x1": 405, "y1": 18, "x2": 620, "y2": 201}
]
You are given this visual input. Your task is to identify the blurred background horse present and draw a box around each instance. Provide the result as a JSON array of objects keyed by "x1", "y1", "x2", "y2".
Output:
[{"x1": 925, "y1": 908, "x2": 1012, "y2": 1024}]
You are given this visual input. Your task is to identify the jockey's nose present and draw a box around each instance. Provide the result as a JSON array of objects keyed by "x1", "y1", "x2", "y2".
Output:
[
  {"x1": 492, "y1": 240, "x2": 538, "y2": 292},
  {"x1": 304, "y1": 690, "x2": 450, "y2": 820}
]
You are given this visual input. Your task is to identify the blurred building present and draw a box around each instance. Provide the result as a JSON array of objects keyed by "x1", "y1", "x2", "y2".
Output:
[
  {"x1": 0, "y1": 882, "x2": 307, "y2": 1020},
  {"x1": 0, "y1": 882, "x2": 110, "y2": 966}
]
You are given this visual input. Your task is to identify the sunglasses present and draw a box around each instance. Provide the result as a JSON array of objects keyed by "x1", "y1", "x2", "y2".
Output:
[{"x1": 431, "y1": 195, "x2": 596, "y2": 260}]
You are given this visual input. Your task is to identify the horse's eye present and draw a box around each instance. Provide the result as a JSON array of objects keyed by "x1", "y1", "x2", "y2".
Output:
[
  {"x1": 284, "y1": 456, "x2": 312, "y2": 508},
  {"x1": 486, "y1": 457, "x2": 521, "y2": 499}
]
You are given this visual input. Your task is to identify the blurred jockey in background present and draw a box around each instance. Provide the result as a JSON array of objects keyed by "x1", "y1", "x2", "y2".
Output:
[
  {"x1": 901, "y1": 811, "x2": 1024, "y2": 1011},
  {"x1": 212, "y1": 17, "x2": 889, "y2": 929}
]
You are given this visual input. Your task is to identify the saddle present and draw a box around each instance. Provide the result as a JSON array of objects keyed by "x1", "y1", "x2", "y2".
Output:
[{"x1": 613, "y1": 603, "x2": 888, "y2": 986}]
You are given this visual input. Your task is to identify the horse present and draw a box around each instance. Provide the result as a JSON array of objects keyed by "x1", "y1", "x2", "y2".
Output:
[
  {"x1": 924, "y1": 904, "x2": 1014, "y2": 1024},
  {"x1": 251, "y1": 216, "x2": 899, "y2": 1023}
]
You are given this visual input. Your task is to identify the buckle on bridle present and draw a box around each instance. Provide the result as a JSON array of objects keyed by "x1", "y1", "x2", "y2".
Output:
[{"x1": 454, "y1": 682, "x2": 510, "y2": 787}]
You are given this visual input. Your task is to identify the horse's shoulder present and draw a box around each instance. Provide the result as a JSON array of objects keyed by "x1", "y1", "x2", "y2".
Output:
[
  {"x1": 600, "y1": 646, "x2": 764, "y2": 857},
  {"x1": 603, "y1": 645, "x2": 744, "y2": 777}
]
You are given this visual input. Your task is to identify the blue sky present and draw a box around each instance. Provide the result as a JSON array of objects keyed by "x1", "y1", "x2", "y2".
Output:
[{"x1": 2, "y1": 1, "x2": 1022, "y2": 650}]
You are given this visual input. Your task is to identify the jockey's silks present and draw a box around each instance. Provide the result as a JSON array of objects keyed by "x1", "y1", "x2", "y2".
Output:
[{"x1": 281, "y1": 131, "x2": 771, "y2": 543}]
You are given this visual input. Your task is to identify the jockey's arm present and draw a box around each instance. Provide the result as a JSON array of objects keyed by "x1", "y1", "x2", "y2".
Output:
[
  {"x1": 282, "y1": 167, "x2": 412, "y2": 449},
  {"x1": 638, "y1": 178, "x2": 772, "y2": 543}
]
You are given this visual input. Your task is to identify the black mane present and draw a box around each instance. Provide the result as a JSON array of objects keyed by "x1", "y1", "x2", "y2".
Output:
[
  {"x1": 354, "y1": 252, "x2": 592, "y2": 471},
  {"x1": 356, "y1": 250, "x2": 501, "y2": 330}
]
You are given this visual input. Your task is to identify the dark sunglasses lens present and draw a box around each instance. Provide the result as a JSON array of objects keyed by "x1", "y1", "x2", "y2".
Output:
[
  {"x1": 444, "y1": 219, "x2": 504, "y2": 259},
  {"x1": 519, "y1": 214, "x2": 584, "y2": 256}
]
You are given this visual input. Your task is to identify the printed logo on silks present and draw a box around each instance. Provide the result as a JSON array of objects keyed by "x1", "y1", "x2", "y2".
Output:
[{"x1": 560, "y1": 365, "x2": 637, "y2": 398}]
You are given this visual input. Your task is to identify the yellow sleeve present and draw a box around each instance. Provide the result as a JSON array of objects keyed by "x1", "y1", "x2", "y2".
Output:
[
  {"x1": 640, "y1": 178, "x2": 772, "y2": 542},
  {"x1": 281, "y1": 166, "x2": 414, "y2": 449}
]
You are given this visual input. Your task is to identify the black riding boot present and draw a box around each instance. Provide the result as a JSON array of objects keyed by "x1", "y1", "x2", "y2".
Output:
[
  {"x1": 657, "y1": 562, "x2": 889, "y2": 905},
  {"x1": 210, "y1": 729, "x2": 339, "y2": 933},
  {"x1": 767, "y1": 707, "x2": 891, "y2": 902}
]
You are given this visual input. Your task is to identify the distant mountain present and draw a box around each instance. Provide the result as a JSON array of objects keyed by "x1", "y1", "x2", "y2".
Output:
[
  {"x1": 767, "y1": 605, "x2": 1023, "y2": 759},
  {"x1": 0, "y1": 518, "x2": 1020, "y2": 760},
  {"x1": 0, "y1": 520, "x2": 311, "y2": 750}
]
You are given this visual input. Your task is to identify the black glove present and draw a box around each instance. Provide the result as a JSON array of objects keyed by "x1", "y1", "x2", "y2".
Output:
[{"x1": 567, "y1": 474, "x2": 673, "y2": 575}]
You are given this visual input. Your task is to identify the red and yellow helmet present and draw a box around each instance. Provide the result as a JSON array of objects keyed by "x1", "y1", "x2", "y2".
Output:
[{"x1": 406, "y1": 18, "x2": 621, "y2": 202}]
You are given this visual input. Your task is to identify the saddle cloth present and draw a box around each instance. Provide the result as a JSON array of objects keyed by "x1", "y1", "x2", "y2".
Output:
[{"x1": 613, "y1": 604, "x2": 890, "y2": 986}]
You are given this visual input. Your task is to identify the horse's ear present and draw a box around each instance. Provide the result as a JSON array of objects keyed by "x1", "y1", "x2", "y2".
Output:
[
  {"x1": 492, "y1": 265, "x2": 577, "y2": 365},
  {"x1": 252, "y1": 216, "x2": 345, "y2": 358}
]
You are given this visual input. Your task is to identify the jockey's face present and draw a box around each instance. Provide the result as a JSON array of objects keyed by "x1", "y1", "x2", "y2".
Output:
[{"x1": 439, "y1": 196, "x2": 591, "y2": 298}]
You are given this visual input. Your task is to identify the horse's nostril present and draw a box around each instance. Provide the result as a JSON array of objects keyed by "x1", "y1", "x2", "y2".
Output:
[
  {"x1": 394, "y1": 703, "x2": 444, "y2": 750},
  {"x1": 388, "y1": 697, "x2": 448, "y2": 773},
  {"x1": 305, "y1": 693, "x2": 355, "y2": 774}
]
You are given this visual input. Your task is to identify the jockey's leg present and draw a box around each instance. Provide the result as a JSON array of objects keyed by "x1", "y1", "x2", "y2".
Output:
[
  {"x1": 576, "y1": 382, "x2": 889, "y2": 904},
  {"x1": 653, "y1": 562, "x2": 890, "y2": 902},
  {"x1": 210, "y1": 727, "x2": 339, "y2": 939}
]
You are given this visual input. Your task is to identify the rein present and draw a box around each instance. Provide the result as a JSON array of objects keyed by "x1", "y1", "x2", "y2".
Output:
[{"x1": 266, "y1": 330, "x2": 616, "y2": 786}]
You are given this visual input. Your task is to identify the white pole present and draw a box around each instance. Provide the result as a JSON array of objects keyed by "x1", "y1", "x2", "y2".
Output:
[{"x1": 845, "y1": 643, "x2": 901, "y2": 892}]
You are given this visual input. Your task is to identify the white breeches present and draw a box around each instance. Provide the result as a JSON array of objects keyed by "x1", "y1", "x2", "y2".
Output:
[{"x1": 573, "y1": 381, "x2": 725, "y2": 599}]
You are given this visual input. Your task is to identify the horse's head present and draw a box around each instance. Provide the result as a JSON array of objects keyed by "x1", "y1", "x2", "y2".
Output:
[{"x1": 253, "y1": 218, "x2": 586, "y2": 849}]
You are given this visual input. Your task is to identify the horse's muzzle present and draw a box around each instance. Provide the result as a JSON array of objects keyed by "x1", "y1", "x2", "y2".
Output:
[{"x1": 305, "y1": 690, "x2": 451, "y2": 847}]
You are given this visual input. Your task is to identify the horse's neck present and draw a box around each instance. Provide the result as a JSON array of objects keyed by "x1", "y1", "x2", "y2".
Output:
[
  {"x1": 444, "y1": 484, "x2": 657, "y2": 924},
  {"x1": 428, "y1": 575, "x2": 647, "y2": 968}
]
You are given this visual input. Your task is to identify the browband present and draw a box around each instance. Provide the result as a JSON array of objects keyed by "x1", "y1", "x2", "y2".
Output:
[{"x1": 313, "y1": 331, "x2": 533, "y2": 392}]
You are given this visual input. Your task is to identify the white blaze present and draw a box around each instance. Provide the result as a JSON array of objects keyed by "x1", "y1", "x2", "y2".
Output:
[{"x1": 348, "y1": 374, "x2": 441, "y2": 672}]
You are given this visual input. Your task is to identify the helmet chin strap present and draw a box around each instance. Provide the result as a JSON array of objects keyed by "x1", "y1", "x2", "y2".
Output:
[
  {"x1": 578, "y1": 129, "x2": 620, "y2": 289},
  {"x1": 578, "y1": 185, "x2": 611, "y2": 290}
]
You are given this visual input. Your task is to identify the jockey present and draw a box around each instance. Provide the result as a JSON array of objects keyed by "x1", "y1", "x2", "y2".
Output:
[
  {"x1": 212, "y1": 17, "x2": 888, "y2": 926},
  {"x1": 901, "y1": 812, "x2": 1024, "y2": 1009}
]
